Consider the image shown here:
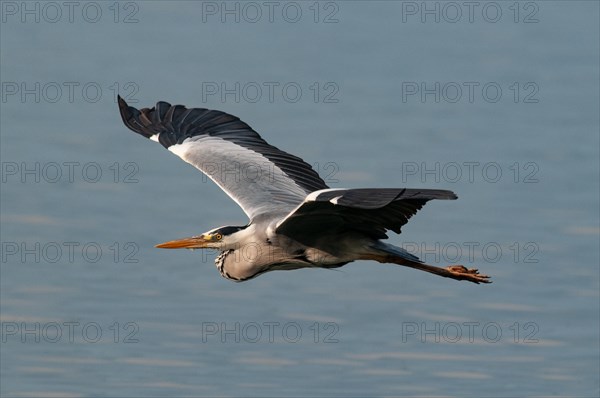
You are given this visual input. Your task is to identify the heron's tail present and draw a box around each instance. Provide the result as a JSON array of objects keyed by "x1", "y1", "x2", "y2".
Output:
[{"x1": 363, "y1": 242, "x2": 491, "y2": 284}]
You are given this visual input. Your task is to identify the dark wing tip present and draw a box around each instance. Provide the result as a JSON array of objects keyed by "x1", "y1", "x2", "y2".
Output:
[
  {"x1": 117, "y1": 95, "x2": 151, "y2": 139},
  {"x1": 406, "y1": 189, "x2": 457, "y2": 201},
  {"x1": 441, "y1": 190, "x2": 458, "y2": 200},
  {"x1": 117, "y1": 95, "x2": 134, "y2": 125},
  {"x1": 118, "y1": 96, "x2": 174, "y2": 140}
]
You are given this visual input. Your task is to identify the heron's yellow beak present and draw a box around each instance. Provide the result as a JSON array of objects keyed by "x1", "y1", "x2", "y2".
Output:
[{"x1": 155, "y1": 235, "x2": 211, "y2": 249}]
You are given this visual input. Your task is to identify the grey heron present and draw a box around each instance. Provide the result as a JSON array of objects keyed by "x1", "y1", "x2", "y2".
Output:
[{"x1": 118, "y1": 97, "x2": 490, "y2": 284}]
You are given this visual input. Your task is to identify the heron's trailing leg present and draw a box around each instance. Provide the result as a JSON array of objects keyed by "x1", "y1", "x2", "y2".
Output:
[
  {"x1": 364, "y1": 243, "x2": 491, "y2": 284},
  {"x1": 372, "y1": 255, "x2": 490, "y2": 284}
]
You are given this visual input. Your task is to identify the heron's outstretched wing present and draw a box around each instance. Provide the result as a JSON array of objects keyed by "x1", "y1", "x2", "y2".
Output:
[
  {"x1": 118, "y1": 97, "x2": 328, "y2": 220},
  {"x1": 276, "y1": 188, "x2": 457, "y2": 244}
]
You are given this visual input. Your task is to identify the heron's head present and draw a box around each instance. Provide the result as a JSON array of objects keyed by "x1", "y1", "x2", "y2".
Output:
[{"x1": 155, "y1": 226, "x2": 246, "y2": 250}]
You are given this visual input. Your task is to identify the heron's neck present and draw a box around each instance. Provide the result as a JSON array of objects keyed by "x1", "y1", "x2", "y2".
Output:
[{"x1": 219, "y1": 224, "x2": 255, "y2": 251}]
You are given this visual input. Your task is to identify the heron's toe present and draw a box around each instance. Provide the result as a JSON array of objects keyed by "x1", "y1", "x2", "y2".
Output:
[{"x1": 446, "y1": 265, "x2": 492, "y2": 284}]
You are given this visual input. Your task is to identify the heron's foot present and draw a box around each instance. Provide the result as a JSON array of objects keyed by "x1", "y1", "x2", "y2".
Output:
[{"x1": 445, "y1": 265, "x2": 491, "y2": 284}]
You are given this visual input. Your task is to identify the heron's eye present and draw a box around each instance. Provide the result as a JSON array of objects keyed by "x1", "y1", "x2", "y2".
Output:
[{"x1": 214, "y1": 233, "x2": 222, "y2": 240}]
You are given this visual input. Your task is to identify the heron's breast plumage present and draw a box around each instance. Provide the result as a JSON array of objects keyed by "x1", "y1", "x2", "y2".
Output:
[{"x1": 214, "y1": 231, "x2": 315, "y2": 282}]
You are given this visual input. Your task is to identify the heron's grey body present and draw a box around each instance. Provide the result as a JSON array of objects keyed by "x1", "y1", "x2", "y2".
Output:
[{"x1": 118, "y1": 97, "x2": 490, "y2": 284}]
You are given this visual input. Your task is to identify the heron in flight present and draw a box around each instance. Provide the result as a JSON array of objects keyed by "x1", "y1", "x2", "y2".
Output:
[{"x1": 118, "y1": 97, "x2": 490, "y2": 284}]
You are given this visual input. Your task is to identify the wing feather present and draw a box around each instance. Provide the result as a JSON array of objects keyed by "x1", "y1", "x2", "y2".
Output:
[
  {"x1": 276, "y1": 188, "x2": 457, "y2": 244},
  {"x1": 118, "y1": 97, "x2": 328, "y2": 220}
]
